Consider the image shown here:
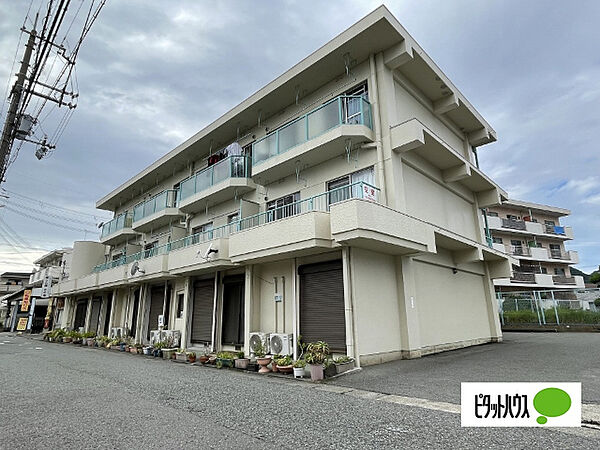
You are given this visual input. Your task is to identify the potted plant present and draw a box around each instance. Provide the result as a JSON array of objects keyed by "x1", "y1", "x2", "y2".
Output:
[
  {"x1": 334, "y1": 356, "x2": 355, "y2": 374},
  {"x1": 275, "y1": 355, "x2": 293, "y2": 374},
  {"x1": 187, "y1": 351, "x2": 196, "y2": 363},
  {"x1": 216, "y1": 351, "x2": 236, "y2": 368},
  {"x1": 198, "y1": 352, "x2": 210, "y2": 364},
  {"x1": 253, "y1": 341, "x2": 271, "y2": 374},
  {"x1": 271, "y1": 354, "x2": 281, "y2": 373},
  {"x1": 293, "y1": 359, "x2": 306, "y2": 378},
  {"x1": 162, "y1": 347, "x2": 177, "y2": 360},
  {"x1": 175, "y1": 348, "x2": 188, "y2": 362},
  {"x1": 143, "y1": 345, "x2": 153, "y2": 356},
  {"x1": 323, "y1": 360, "x2": 336, "y2": 378},
  {"x1": 234, "y1": 351, "x2": 250, "y2": 370},
  {"x1": 305, "y1": 341, "x2": 329, "y2": 381}
]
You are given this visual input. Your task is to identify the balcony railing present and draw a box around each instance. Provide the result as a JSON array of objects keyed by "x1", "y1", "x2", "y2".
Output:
[
  {"x1": 133, "y1": 189, "x2": 178, "y2": 223},
  {"x1": 507, "y1": 245, "x2": 531, "y2": 257},
  {"x1": 549, "y1": 249, "x2": 569, "y2": 260},
  {"x1": 236, "y1": 181, "x2": 379, "y2": 231},
  {"x1": 90, "y1": 182, "x2": 379, "y2": 274},
  {"x1": 101, "y1": 212, "x2": 133, "y2": 238},
  {"x1": 511, "y1": 272, "x2": 536, "y2": 283},
  {"x1": 552, "y1": 275, "x2": 576, "y2": 285},
  {"x1": 545, "y1": 224, "x2": 566, "y2": 235},
  {"x1": 501, "y1": 218, "x2": 526, "y2": 231},
  {"x1": 179, "y1": 155, "x2": 251, "y2": 203},
  {"x1": 252, "y1": 95, "x2": 373, "y2": 166}
]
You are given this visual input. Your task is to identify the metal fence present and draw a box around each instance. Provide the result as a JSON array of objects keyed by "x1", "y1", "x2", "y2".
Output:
[{"x1": 497, "y1": 288, "x2": 600, "y2": 326}]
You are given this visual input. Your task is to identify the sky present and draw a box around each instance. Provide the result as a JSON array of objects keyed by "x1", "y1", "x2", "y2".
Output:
[{"x1": 0, "y1": 0, "x2": 598, "y2": 274}]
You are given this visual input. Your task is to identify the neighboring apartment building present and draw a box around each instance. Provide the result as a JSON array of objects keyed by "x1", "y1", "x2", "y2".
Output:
[
  {"x1": 484, "y1": 199, "x2": 584, "y2": 291},
  {"x1": 53, "y1": 7, "x2": 512, "y2": 365},
  {"x1": 0, "y1": 271, "x2": 31, "y2": 329}
]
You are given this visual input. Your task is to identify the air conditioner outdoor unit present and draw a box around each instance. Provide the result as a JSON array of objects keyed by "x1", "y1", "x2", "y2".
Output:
[
  {"x1": 110, "y1": 327, "x2": 125, "y2": 338},
  {"x1": 150, "y1": 329, "x2": 181, "y2": 347},
  {"x1": 249, "y1": 331, "x2": 270, "y2": 355},
  {"x1": 269, "y1": 333, "x2": 294, "y2": 355}
]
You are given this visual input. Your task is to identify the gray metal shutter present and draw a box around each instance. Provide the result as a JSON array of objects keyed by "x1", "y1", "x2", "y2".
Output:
[
  {"x1": 74, "y1": 300, "x2": 87, "y2": 329},
  {"x1": 148, "y1": 287, "x2": 164, "y2": 338},
  {"x1": 299, "y1": 260, "x2": 346, "y2": 352},
  {"x1": 191, "y1": 279, "x2": 215, "y2": 343},
  {"x1": 221, "y1": 275, "x2": 245, "y2": 346}
]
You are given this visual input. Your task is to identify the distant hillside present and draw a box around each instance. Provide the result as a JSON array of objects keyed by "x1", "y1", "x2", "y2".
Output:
[{"x1": 570, "y1": 267, "x2": 590, "y2": 283}]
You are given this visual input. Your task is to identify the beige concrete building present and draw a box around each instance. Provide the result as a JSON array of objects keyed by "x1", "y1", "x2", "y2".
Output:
[
  {"x1": 53, "y1": 6, "x2": 512, "y2": 365},
  {"x1": 484, "y1": 199, "x2": 584, "y2": 291}
]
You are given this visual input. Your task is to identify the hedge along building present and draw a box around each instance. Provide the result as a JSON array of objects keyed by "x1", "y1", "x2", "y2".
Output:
[{"x1": 53, "y1": 6, "x2": 513, "y2": 365}]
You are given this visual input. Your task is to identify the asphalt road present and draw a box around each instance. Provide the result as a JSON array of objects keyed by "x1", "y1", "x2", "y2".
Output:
[
  {"x1": 331, "y1": 332, "x2": 600, "y2": 404},
  {"x1": 1, "y1": 333, "x2": 599, "y2": 449}
]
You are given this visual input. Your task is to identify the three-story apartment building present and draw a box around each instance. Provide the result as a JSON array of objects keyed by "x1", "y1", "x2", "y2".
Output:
[
  {"x1": 484, "y1": 199, "x2": 584, "y2": 291},
  {"x1": 53, "y1": 7, "x2": 512, "y2": 365}
]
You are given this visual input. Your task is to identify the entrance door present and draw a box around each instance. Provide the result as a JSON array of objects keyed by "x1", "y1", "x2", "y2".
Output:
[
  {"x1": 148, "y1": 286, "x2": 165, "y2": 339},
  {"x1": 74, "y1": 300, "x2": 87, "y2": 330},
  {"x1": 221, "y1": 275, "x2": 245, "y2": 347},
  {"x1": 191, "y1": 279, "x2": 215, "y2": 344},
  {"x1": 103, "y1": 293, "x2": 112, "y2": 336},
  {"x1": 299, "y1": 260, "x2": 346, "y2": 352}
]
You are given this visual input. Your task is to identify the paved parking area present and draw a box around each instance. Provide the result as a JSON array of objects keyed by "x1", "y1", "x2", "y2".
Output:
[
  {"x1": 331, "y1": 332, "x2": 600, "y2": 404},
  {"x1": 1, "y1": 332, "x2": 599, "y2": 449}
]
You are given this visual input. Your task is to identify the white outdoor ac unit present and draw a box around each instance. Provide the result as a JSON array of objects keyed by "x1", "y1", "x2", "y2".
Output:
[
  {"x1": 249, "y1": 332, "x2": 270, "y2": 355},
  {"x1": 110, "y1": 327, "x2": 124, "y2": 338},
  {"x1": 269, "y1": 333, "x2": 294, "y2": 355},
  {"x1": 150, "y1": 329, "x2": 181, "y2": 347}
]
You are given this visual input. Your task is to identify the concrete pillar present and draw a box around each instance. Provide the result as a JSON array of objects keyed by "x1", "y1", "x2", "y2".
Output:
[
  {"x1": 83, "y1": 298, "x2": 92, "y2": 332},
  {"x1": 243, "y1": 265, "x2": 252, "y2": 356},
  {"x1": 483, "y1": 263, "x2": 503, "y2": 342},
  {"x1": 181, "y1": 276, "x2": 192, "y2": 349},
  {"x1": 395, "y1": 256, "x2": 422, "y2": 358},
  {"x1": 138, "y1": 284, "x2": 151, "y2": 344},
  {"x1": 107, "y1": 289, "x2": 117, "y2": 336},
  {"x1": 342, "y1": 247, "x2": 360, "y2": 367},
  {"x1": 98, "y1": 294, "x2": 108, "y2": 336}
]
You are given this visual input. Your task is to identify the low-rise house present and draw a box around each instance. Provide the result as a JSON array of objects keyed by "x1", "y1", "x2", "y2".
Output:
[{"x1": 53, "y1": 7, "x2": 511, "y2": 365}]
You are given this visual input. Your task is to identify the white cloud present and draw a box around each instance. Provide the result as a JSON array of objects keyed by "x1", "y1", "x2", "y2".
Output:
[{"x1": 558, "y1": 177, "x2": 600, "y2": 195}]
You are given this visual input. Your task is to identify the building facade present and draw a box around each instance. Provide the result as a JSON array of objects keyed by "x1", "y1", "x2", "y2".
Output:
[
  {"x1": 484, "y1": 199, "x2": 584, "y2": 291},
  {"x1": 0, "y1": 271, "x2": 31, "y2": 329},
  {"x1": 53, "y1": 7, "x2": 511, "y2": 365}
]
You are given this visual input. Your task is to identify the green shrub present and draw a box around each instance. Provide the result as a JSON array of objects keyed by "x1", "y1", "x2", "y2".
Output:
[{"x1": 502, "y1": 310, "x2": 539, "y2": 324}]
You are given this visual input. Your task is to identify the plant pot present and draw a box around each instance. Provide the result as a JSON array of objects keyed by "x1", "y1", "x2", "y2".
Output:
[
  {"x1": 247, "y1": 361, "x2": 259, "y2": 372},
  {"x1": 324, "y1": 364, "x2": 336, "y2": 378},
  {"x1": 308, "y1": 364, "x2": 324, "y2": 381},
  {"x1": 175, "y1": 352, "x2": 187, "y2": 362},
  {"x1": 143, "y1": 347, "x2": 153, "y2": 356},
  {"x1": 277, "y1": 364, "x2": 294, "y2": 375},
  {"x1": 216, "y1": 358, "x2": 234, "y2": 368},
  {"x1": 293, "y1": 367, "x2": 305, "y2": 379},
  {"x1": 234, "y1": 358, "x2": 250, "y2": 370},
  {"x1": 257, "y1": 357, "x2": 272, "y2": 373},
  {"x1": 198, "y1": 355, "x2": 210, "y2": 364},
  {"x1": 335, "y1": 360, "x2": 355, "y2": 375},
  {"x1": 119, "y1": 343, "x2": 126, "y2": 352},
  {"x1": 271, "y1": 361, "x2": 278, "y2": 373},
  {"x1": 208, "y1": 356, "x2": 217, "y2": 365},
  {"x1": 63, "y1": 337, "x2": 72, "y2": 343},
  {"x1": 162, "y1": 348, "x2": 177, "y2": 360},
  {"x1": 187, "y1": 355, "x2": 196, "y2": 363},
  {"x1": 153, "y1": 349, "x2": 162, "y2": 358},
  {"x1": 129, "y1": 347, "x2": 138, "y2": 354}
]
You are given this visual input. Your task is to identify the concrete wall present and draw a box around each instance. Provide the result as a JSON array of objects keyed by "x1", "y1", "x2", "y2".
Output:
[{"x1": 70, "y1": 241, "x2": 107, "y2": 278}]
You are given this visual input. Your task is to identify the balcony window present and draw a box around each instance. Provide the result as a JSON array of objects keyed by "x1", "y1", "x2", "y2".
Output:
[
  {"x1": 327, "y1": 166, "x2": 374, "y2": 206},
  {"x1": 492, "y1": 236, "x2": 502, "y2": 244},
  {"x1": 266, "y1": 192, "x2": 300, "y2": 222}
]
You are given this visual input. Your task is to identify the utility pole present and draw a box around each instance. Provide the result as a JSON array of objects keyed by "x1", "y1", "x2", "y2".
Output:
[{"x1": 0, "y1": 18, "x2": 37, "y2": 183}]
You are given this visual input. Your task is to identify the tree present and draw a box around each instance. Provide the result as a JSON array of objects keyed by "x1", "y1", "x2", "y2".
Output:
[{"x1": 590, "y1": 272, "x2": 600, "y2": 284}]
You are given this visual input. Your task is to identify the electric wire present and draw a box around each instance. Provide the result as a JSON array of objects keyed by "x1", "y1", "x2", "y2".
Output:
[
  {"x1": 1, "y1": 205, "x2": 97, "y2": 234},
  {"x1": 2, "y1": 199, "x2": 97, "y2": 226}
]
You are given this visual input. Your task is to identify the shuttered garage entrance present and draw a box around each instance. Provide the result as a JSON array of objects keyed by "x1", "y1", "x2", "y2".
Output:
[
  {"x1": 299, "y1": 260, "x2": 346, "y2": 352},
  {"x1": 191, "y1": 279, "x2": 214, "y2": 344}
]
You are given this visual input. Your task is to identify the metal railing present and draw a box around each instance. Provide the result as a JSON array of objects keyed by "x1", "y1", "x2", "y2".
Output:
[
  {"x1": 133, "y1": 189, "x2": 178, "y2": 223},
  {"x1": 511, "y1": 272, "x2": 536, "y2": 283},
  {"x1": 552, "y1": 275, "x2": 576, "y2": 285},
  {"x1": 507, "y1": 245, "x2": 531, "y2": 256},
  {"x1": 501, "y1": 218, "x2": 526, "y2": 230},
  {"x1": 236, "y1": 181, "x2": 379, "y2": 231},
  {"x1": 100, "y1": 211, "x2": 133, "y2": 239},
  {"x1": 545, "y1": 224, "x2": 566, "y2": 235},
  {"x1": 179, "y1": 155, "x2": 251, "y2": 203},
  {"x1": 252, "y1": 95, "x2": 372, "y2": 166},
  {"x1": 90, "y1": 182, "x2": 379, "y2": 273}
]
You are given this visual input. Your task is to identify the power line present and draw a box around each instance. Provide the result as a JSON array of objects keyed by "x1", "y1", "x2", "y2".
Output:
[
  {"x1": 1, "y1": 188, "x2": 111, "y2": 220},
  {"x1": 2, "y1": 199, "x2": 98, "y2": 226},
  {"x1": 1, "y1": 204, "x2": 96, "y2": 234}
]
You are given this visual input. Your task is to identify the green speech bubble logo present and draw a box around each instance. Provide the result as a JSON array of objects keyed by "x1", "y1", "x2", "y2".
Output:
[{"x1": 533, "y1": 388, "x2": 571, "y2": 424}]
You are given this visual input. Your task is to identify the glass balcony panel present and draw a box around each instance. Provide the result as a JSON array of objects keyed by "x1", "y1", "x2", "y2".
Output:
[
  {"x1": 253, "y1": 133, "x2": 278, "y2": 165},
  {"x1": 212, "y1": 158, "x2": 230, "y2": 185},
  {"x1": 308, "y1": 99, "x2": 340, "y2": 139},
  {"x1": 278, "y1": 117, "x2": 305, "y2": 153},
  {"x1": 180, "y1": 177, "x2": 195, "y2": 201}
]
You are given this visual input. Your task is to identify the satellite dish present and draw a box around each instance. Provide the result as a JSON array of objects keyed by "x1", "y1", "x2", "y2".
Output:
[
  {"x1": 197, "y1": 243, "x2": 218, "y2": 261},
  {"x1": 130, "y1": 261, "x2": 145, "y2": 276}
]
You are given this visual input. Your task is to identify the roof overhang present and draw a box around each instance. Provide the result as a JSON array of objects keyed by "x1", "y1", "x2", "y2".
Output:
[
  {"x1": 502, "y1": 199, "x2": 570, "y2": 217},
  {"x1": 97, "y1": 5, "x2": 496, "y2": 211}
]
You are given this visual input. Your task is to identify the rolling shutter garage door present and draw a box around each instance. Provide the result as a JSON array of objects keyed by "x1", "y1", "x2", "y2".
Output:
[
  {"x1": 148, "y1": 287, "x2": 164, "y2": 338},
  {"x1": 191, "y1": 279, "x2": 215, "y2": 344},
  {"x1": 299, "y1": 260, "x2": 346, "y2": 352}
]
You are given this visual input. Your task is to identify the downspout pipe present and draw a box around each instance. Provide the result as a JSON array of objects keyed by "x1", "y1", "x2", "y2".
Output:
[{"x1": 369, "y1": 53, "x2": 387, "y2": 205}]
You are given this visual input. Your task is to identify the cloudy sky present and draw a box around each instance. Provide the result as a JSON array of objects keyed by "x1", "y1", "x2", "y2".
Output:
[{"x1": 0, "y1": 0, "x2": 598, "y2": 274}]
